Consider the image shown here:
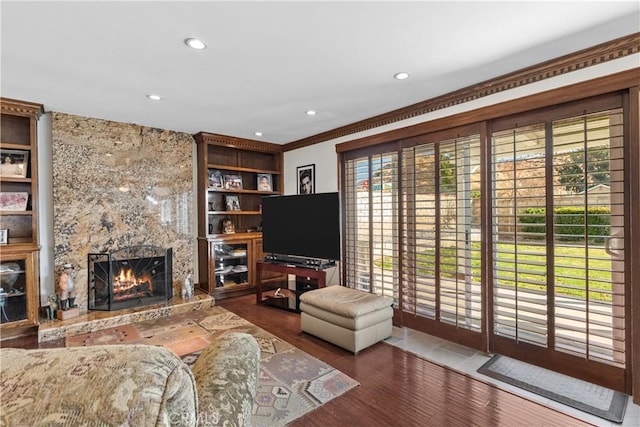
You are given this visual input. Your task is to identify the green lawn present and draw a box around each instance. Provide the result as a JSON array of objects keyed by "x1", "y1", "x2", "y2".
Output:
[{"x1": 375, "y1": 242, "x2": 615, "y2": 302}]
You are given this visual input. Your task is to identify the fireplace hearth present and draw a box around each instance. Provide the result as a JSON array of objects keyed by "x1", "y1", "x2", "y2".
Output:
[{"x1": 88, "y1": 246, "x2": 173, "y2": 311}]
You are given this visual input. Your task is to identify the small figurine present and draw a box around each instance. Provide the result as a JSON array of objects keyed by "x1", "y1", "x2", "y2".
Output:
[
  {"x1": 222, "y1": 218, "x2": 235, "y2": 234},
  {"x1": 46, "y1": 294, "x2": 58, "y2": 320},
  {"x1": 57, "y1": 263, "x2": 77, "y2": 311},
  {"x1": 182, "y1": 272, "x2": 194, "y2": 299}
]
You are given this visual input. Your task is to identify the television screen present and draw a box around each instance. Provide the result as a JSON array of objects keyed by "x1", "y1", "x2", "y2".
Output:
[{"x1": 262, "y1": 192, "x2": 340, "y2": 261}]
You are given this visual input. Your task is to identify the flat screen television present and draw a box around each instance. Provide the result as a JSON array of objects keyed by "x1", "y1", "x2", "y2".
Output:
[{"x1": 262, "y1": 192, "x2": 340, "y2": 261}]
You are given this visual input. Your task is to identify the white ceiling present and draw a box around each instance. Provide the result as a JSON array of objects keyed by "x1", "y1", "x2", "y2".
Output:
[{"x1": 2, "y1": 1, "x2": 638, "y2": 144}]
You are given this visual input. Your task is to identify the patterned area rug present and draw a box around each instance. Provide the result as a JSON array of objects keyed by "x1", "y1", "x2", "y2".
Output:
[
  {"x1": 478, "y1": 355, "x2": 628, "y2": 423},
  {"x1": 66, "y1": 306, "x2": 359, "y2": 426}
]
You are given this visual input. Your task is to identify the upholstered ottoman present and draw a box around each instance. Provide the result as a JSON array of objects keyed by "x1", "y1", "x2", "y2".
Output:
[{"x1": 299, "y1": 285, "x2": 393, "y2": 353}]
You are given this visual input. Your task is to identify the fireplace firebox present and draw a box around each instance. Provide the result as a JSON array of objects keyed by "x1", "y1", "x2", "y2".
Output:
[{"x1": 88, "y1": 246, "x2": 173, "y2": 311}]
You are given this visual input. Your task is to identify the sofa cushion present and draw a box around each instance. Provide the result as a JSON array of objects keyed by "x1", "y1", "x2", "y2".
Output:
[
  {"x1": 0, "y1": 344, "x2": 197, "y2": 426},
  {"x1": 299, "y1": 285, "x2": 393, "y2": 318},
  {"x1": 191, "y1": 332, "x2": 260, "y2": 427},
  {"x1": 299, "y1": 302, "x2": 393, "y2": 330}
]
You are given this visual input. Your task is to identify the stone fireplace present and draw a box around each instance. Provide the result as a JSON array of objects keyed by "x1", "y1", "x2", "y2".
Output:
[
  {"x1": 51, "y1": 112, "x2": 195, "y2": 313},
  {"x1": 88, "y1": 246, "x2": 173, "y2": 311}
]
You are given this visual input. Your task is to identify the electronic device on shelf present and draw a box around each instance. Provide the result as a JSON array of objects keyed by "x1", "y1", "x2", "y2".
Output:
[
  {"x1": 263, "y1": 253, "x2": 336, "y2": 270},
  {"x1": 261, "y1": 192, "x2": 340, "y2": 264}
]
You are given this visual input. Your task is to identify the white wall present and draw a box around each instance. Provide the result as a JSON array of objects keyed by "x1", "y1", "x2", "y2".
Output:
[{"x1": 283, "y1": 143, "x2": 339, "y2": 195}]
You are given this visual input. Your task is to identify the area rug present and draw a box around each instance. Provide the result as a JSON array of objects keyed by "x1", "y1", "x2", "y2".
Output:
[
  {"x1": 66, "y1": 306, "x2": 359, "y2": 426},
  {"x1": 478, "y1": 355, "x2": 627, "y2": 423}
]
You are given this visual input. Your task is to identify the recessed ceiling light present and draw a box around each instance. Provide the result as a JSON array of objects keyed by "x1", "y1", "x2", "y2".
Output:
[
  {"x1": 394, "y1": 72, "x2": 410, "y2": 80},
  {"x1": 306, "y1": 110, "x2": 317, "y2": 116},
  {"x1": 254, "y1": 131, "x2": 263, "y2": 137},
  {"x1": 147, "y1": 94, "x2": 162, "y2": 101},
  {"x1": 184, "y1": 38, "x2": 207, "y2": 50}
]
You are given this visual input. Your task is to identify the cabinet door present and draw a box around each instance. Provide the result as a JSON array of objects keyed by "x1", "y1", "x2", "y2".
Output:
[
  {"x1": 210, "y1": 240, "x2": 250, "y2": 290},
  {"x1": 0, "y1": 250, "x2": 37, "y2": 327}
]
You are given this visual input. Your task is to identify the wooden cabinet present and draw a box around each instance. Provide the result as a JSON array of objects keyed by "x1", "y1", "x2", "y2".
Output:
[
  {"x1": 0, "y1": 98, "x2": 43, "y2": 337},
  {"x1": 194, "y1": 132, "x2": 283, "y2": 299},
  {"x1": 199, "y1": 233, "x2": 259, "y2": 298},
  {"x1": 0, "y1": 248, "x2": 38, "y2": 328}
]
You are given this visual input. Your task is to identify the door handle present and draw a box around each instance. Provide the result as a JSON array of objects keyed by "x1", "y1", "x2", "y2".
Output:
[{"x1": 604, "y1": 233, "x2": 623, "y2": 259}]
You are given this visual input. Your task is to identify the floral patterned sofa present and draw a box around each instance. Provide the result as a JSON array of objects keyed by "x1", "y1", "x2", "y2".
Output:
[{"x1": 0, "y1": 332, "x2": 260, "y2": 426}]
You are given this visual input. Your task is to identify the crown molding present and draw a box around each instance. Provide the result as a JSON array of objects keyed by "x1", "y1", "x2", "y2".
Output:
[
  {"x1": 193, "y1": 131, "x2": 282, "y2": 153},
  {"x1": 1, "y1": 97, "x2": 44, "y2": 118},
  {"x1": 283, "y1": 32, "x2": 640, "y2": 152}
]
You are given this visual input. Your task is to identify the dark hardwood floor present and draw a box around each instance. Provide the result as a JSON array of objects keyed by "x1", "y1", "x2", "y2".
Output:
[
  {"x1": 218, "y1": 294, "x2": 592, "y2": 427},
  {"x1": 2, "y1": 294, "x2": 592, "y2": 426}
]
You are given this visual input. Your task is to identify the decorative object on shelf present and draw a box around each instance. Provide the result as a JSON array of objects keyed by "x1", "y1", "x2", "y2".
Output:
[
  {"x1": 208, "y1": 169, "x2": 224, "y2": 189},
  {"x1": 57, "y1": 263, "x2": 77, "y2": 311},
  {"x1": 0, "y1": 262, "x2": 21, "y2": 290},
  {"x1": 223, "y1": 174, "x2": 243, "y2": 190},
  {"x1": 0, "y1": 149, "x2": 29, "y2": 178},
  {"x1": 46, "y1": 294, "x2": 58, "y2": 320},
  {"x1": 208, "y1": 201, "x2": 215, "y2": 212},
  {"x1": 257, "y1": 173, "x2": 273, "y2": 192},
  {"x1": 222, "y1": 218, "x2": 235, "y2": 234},
  {"x1": 297, "y1": 164, "x2": 315, "y2": 194},
  {"x1": 0, "y1": 288, "x2": 8, "y2": 321},
  {"x1": 225, "y1": 195, "x2": 240, "y2": 211},
  {"x1": 0, "y1": 229, "x2": 7, "y2": 245},
  {"x1": 0, "y1": 192, "x2": 29, "y2": 211},
  {"x1": 182, "y1": 272, "x2": 194, "y2": 299}
]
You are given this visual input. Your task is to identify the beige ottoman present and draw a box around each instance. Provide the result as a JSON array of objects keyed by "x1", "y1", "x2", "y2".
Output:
[{"x1": 299, "y1": 285, "x2": 393, "y2": 354}]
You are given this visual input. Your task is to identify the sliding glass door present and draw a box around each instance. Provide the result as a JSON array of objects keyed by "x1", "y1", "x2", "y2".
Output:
[
  {"x1": 490, "y1": 97, "x2": 627, "y2": 390},
  {"x1": 340, "y1": 92, "x2": 630, "y2": 391},
  {"x1": 399, "y1": 128, "x2": 483, "y2": 347}
]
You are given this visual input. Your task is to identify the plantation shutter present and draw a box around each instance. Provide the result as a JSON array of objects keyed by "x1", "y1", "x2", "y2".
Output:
[
  {"x1": 491, "y1": 101, "x2": 626, "y2": 368},
  {"x1": 343, "y1": 150, "x2": 399, "y2": 302},
  {"x1": 551, "y1": 109, "x2": 625, "y2": 366},
  {"x1": 402, "y1": 135, "x2": 482, "y2": 332},
  {"x1": 491, "y1": 123, "x2": 549, "y2": 346}
]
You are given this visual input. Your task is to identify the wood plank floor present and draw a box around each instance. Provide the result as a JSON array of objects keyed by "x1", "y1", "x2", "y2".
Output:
[
  {"x1": 218, "y1": 294, "x2": 592, "y2": 426},
  {"x1": 3, "y1": 294, "x2": 592, "y2": 426}
]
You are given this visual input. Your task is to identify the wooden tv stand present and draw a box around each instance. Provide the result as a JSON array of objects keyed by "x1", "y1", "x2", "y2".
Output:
[{"x1": 255, "y1": 261, "x2": 327, "y2": 310}]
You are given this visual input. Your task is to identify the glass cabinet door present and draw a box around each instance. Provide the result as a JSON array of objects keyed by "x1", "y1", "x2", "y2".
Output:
[
  {"x1": 213, "y1": 242, "x2": 249, "y2": 289},
  {"x1": 0, "y1": 258, "x2": 28, "y2": 323}
]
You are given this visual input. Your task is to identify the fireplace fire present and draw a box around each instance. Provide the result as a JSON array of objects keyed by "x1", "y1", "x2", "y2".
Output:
[
  {"x1": 88, "y1": 246, "x2": 172, "y2": 311},
  {"x1": 112, "y1": 268, "x2": 154, "y2": 301}
]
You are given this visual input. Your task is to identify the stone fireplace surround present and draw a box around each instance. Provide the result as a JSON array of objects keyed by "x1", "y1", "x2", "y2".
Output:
[
  {"x1": 51, "y1": 113, "x2": 195, "y2": 314},
  {"x1": 38, "y1": 290, "x2": 213, "y2": 342}
]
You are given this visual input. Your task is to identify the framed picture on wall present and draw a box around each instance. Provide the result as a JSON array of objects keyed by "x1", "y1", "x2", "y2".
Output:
[{"x1": 297, "y1": 164, "x2": 315, "y2": 194}]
